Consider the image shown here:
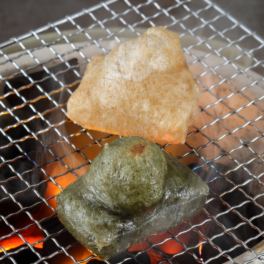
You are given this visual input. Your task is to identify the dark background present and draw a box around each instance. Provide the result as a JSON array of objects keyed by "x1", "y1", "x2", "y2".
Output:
[{"x1": 0, "y1": 0, "x2": 263, "y2": 43}]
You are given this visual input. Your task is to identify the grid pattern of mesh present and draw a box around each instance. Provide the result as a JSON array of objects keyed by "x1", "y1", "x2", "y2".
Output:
[{"x1": 0, "y1": 0, "x2": 263, "y2": 263}]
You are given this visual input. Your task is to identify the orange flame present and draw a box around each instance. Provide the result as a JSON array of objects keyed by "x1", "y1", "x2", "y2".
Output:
[
  {"x1": 0, "y1": 225, "x2": 44, "y2": 253},
  {"x1": 0, "y1": 127, "x2": 106, "y2": 256},
  {"x1": 0, "y1": 151, "x2": 88, "y2": 254},
  {"x1": 43, "y1": 149, "x2": 101, "y2": 263},
  {"x1": 44, "y1": 151, "x2": 89, "y2": 209},
  {"x1": 43, "y1": 150, "x2": 94, "y2": 263},
  {"x1": 198, "y1": 243, "x2": 202, "y2": 256},
  {"x1": 198, "y1": 240, "x2": 203, "y2": 258}
]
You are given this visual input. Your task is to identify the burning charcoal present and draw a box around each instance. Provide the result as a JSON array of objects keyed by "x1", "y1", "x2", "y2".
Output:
[{"x1": 57, "y1": 137, "x2": 209, "y2": 259}]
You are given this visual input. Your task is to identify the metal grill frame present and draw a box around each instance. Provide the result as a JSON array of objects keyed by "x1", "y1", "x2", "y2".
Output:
[{"x1": 0, "y1": 0, "x2": 264, "y2": 263}]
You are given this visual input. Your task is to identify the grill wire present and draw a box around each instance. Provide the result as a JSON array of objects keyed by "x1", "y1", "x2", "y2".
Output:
[{"x1": 0, "y1": 0, "x2": 264, "y2": 263}]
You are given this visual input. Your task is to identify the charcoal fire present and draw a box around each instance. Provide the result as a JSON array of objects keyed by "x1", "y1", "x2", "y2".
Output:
[
  {"x1": 0, "y1": 46, "x2": 263, "y2": 264},
  {"x1": 0, "y1": 59, "x2": 83, "y2": 261},
  {"x1": 0, "y1": 225, "x2": 44, "y2": 253}
]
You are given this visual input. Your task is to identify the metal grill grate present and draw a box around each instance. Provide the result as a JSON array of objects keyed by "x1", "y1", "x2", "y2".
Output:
[{"x1": 0, "y1": 0, "x2": 263, "y2": 263}]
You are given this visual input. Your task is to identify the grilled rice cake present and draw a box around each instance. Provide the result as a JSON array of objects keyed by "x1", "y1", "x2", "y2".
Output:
[
  {"x1": 67, "y1": 27, "x2": 199, "y2": 144},
  {"x1": 56, "y1": 137, "x2": 209, "y2": 258}
]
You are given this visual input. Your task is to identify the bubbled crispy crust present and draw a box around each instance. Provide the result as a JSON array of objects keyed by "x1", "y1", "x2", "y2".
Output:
[{"x1": 67, "y1": 27, "x2": 199, "y2": 144}]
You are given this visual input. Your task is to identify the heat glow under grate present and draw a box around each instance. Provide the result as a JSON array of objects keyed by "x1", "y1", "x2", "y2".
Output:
[{"x1": 0, "y1": 0, "x2": 263, "y2": 263}]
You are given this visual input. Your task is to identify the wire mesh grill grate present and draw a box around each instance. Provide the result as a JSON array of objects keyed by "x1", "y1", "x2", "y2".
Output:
[{"x1": 0, "y1": 0, "x2": 263, "y2": 263}]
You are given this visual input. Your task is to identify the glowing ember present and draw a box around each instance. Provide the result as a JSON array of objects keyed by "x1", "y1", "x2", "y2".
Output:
[
  {"x1": 129, "y1": 232, "x2": 184, "y2": 264},
  {"x1": 0, "y1": 225, "x2": 44, "y2": 253},
  {"x1": 159, "y1": 239, "x2": 183, "y2": 255},
  {"x1": 44, "y1": 152, "x2": 88, "y2": 209},
  {"x1": 0, "y1": 150, "x2": 88, "y2": 254},
  {"x1": 44, "y1": 150, "x2": 95, "y2": 263}
]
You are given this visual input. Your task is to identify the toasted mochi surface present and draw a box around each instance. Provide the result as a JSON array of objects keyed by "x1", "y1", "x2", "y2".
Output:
[{"x1": 67, "y1": 27, "x2": 199, "y2": 144}]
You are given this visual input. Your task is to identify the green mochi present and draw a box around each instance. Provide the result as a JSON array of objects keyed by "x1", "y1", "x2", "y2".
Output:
[{"x1": 57, "y1": 137, "x2": 208, "y2": 258}]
